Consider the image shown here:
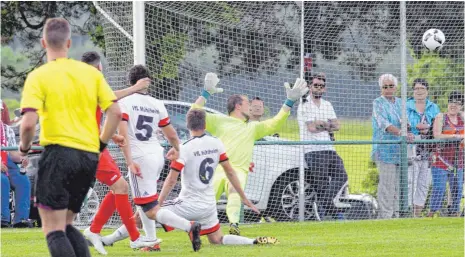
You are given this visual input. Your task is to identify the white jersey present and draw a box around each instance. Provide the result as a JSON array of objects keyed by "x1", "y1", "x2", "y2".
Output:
[
  {"x1": 119, "y1": 93, "x2": 170, "y2": 157},
  {"x1": 170, "y1": 134, "x2": 228, "y2": 207}
]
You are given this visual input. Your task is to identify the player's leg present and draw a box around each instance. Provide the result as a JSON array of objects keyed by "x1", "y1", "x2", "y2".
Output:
[
  {"x1": 35, "y1": 145, "x2": 85, "y2": 257},
  {"x1": 151, "y1": 200, "x2": 202, "y2": 252},
  {"x1": 225, "y1": 170, "x2": 247, "y2": 235},
  {"x1": 64, "y1": 147, "x2": 100, "y2": 257}
]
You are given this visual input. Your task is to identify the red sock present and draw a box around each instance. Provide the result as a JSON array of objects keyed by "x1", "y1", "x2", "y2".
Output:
[
  {"x1": 115, "y1": 194, "x2": 140, "y2": 241},
  {"x1": 90, "y1": 192, "x2": 116, "y2": 234}
]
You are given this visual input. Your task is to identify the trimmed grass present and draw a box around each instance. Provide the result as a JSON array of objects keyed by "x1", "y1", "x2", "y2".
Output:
[
  {"x1": 1, "y1": 218, "x2": 463, "y2": 256},
  {"x1": 277, "y1": 119, "x2": 373, "y2": 193}
]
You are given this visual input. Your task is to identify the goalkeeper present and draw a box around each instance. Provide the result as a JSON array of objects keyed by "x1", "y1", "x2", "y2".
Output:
[{"x1": 169, "y1": 73, "x2": 308, "y2": 235}]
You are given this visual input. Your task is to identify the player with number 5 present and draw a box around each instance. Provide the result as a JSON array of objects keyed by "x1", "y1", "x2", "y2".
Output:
[
  {"x1": 117, "y1": 65, "x2": 203, "y2": 252},
  {"x1": 167, "y1": 73, "x2": 308, "y2": 235}
]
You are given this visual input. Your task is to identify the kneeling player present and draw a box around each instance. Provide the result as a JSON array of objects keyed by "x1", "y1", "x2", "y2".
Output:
[{"x1": 159, "y1": 109, "x2": 279, "y2": 247}]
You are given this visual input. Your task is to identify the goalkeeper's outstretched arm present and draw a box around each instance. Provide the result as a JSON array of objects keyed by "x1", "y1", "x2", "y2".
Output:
[
  {"x1": 193, "y1": 73, "x2": 223, "y2": 108},
  {"x1": 254, "y1": 78, "x2": 308, "y2": 140}
]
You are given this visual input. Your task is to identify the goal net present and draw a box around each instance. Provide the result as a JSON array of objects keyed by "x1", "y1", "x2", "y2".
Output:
[{"x1": 85, "y1": 1, "x2": 464, "y2": 228}]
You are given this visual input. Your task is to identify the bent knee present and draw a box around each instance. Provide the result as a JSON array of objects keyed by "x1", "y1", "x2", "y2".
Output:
[
  {"x1": 208, "y1": 236, "x2": 223, "y2": 245},
  {"x1": 111, "y1": 178, "x2": 129, "y2": 194}
]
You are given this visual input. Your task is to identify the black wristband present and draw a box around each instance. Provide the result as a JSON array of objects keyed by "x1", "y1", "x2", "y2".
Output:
[
  {"x1": 19, "y1": 145, "x2": 31, "y2": 154},
  {"x1": 99, "y1": 140, "x2": 108, "y2": 152}
]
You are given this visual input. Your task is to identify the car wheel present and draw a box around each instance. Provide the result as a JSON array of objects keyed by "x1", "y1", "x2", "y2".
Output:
[{"x1": 267, "y1": 174, "x2": 318, "y2": 221}]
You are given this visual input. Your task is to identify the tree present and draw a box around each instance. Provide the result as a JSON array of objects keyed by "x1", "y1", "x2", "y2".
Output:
[
  {"x1": 1, "y1": 1, "x2": 99, "y2": 92},
  {"x1": 407, "y1": 49, "x2": 464, "y2": 110}
]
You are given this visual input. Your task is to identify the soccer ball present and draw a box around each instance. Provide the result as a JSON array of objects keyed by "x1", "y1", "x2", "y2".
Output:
[{"x1": 422, "y1": 29, "x2": 445, "y2": 51}]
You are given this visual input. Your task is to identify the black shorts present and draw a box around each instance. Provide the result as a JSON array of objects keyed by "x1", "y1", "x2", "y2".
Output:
[{"x1": 35, "y1": 145, "x2": 99, "y2": 213}]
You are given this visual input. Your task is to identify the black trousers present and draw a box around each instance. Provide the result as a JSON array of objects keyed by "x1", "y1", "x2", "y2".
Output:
[{"x1": 305, "y1": 150, "x2": 348, "y2": 216}]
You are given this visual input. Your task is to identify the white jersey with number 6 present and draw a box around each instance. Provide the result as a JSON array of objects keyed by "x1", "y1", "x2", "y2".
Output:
[
  {"x1": 170, "y1": 134, "x2": 229, "y2": 207},
  {"x1": 119, "y1": 93, "x2": 170, "y2": 157}
]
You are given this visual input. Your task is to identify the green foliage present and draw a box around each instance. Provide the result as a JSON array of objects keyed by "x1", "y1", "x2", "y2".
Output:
[
  {"x1": 0, "y1": 1, "x2": 99, "y2": 92},
  {"x1": 361, "y1": 161, "x2": 379, "y2": 198},
  {"x1": 2, "y1": 98, "x2": 20, "y2": 120},
  {"x1": 154, "y1": 33, "x2": 188, "y2": 79},
  {"x1": 407, "y1": 49, "x2": 464, "y2": 111}
]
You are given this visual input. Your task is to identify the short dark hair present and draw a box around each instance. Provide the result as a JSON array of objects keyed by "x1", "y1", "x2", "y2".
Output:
[
  {"x1": 449, "y1": 91, "x2": 464, "y2": 105},
  {"x1": 186, "y1": 109, "x2": 206, "y2": 131},
  {"x1": 305, "y1": 72, "x2": 326, "y2": 84},
  {"x1": 43, "y1": 18, "x2": 71, "y2": 50},
  {"x1": 128, "y1": 65, "x2": 150, "y2": 85},
  {"x1": 412, "y1": 78, "x2": 429, "y2": 89},
  {"x1": 252, "y1": 97, "x2": 263, "y2": 102},
  {"x1": 227, "y1": 95, "x2": 245, "y2": 114},
  {"x1": 81, "y1": 51, "x2": 101, "y2": 67}
]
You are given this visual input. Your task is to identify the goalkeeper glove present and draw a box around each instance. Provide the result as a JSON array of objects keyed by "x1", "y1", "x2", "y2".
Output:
[
  {"x1": 283, "y1": 78, "x2": 309, "y2": 107},
  {"x1": 202, "y1": 73, "x2": 223, "y2": 100}
]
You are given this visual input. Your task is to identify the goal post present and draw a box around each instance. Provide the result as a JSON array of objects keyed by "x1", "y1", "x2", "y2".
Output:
[
  {"x1": 89, "y1": 1, "x2": 464, "y2": 229},
  {"x1": 133, "y1": 0, "x2": 145, "y2": 66}
]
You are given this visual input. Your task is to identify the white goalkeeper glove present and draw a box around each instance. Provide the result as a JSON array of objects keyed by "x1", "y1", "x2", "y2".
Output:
[
  {"x1": 283, "y1": 78, "x2": 309, "y2": 107},
  {"x1": 202, "y1": 72, "x2": 223, "y2": 100}
]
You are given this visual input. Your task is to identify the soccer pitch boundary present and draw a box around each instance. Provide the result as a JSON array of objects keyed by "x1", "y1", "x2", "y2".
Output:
[{"x1": 1, "y1": 218, "x2": 463, "y2": 257}]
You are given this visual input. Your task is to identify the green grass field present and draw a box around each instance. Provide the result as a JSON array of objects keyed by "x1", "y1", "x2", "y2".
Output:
[
  {"x1": 1, "y1": 218, "x2": 463, "y2": 257},
  {"x1": 277, "y1": 118, "x2": 373, "y2": 193}
]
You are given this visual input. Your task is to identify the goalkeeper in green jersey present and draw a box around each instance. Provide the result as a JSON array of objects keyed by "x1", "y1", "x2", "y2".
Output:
[{"x1": 168, "y1": 73, "x2": 308, "y2": 235}]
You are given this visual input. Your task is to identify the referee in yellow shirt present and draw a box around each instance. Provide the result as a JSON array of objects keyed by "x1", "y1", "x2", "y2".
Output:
[{"x1": 19, "y1": 18, "x2": 121, "y2": 257}]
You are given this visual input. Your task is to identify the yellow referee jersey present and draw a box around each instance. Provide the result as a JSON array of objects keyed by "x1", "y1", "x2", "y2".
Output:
[{"x1": 20, "y1": 58, "x2": 116, "y2": 153}]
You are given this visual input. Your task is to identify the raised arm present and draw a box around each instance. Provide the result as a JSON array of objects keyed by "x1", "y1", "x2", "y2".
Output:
[
  {"x1": 113, "y1": 78, "x2": 151, "y2": 100},
  {"x1": 193, "y1": 73, "x2": 223, "y2": 107},
  {"x1": 254, "y1": 78, "x2": 308, "y2": 139}
]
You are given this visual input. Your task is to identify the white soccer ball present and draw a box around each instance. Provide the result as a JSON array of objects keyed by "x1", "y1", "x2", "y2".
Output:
[{"x1": 422, "y1": 29, "x2": 445, "y2": 52}]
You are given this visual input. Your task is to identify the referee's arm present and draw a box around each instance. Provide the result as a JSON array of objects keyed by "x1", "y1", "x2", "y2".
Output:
[{"x1": 19, "y1": 73, "x2": 42, "y2": 154}]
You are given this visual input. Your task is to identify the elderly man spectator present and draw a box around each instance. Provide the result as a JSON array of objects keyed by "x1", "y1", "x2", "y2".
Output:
[
  {"x1": 372, "y1": 74, "x2": 414, "y2": 219},
  {"x1": 297, "y1": 72, "x2": 348, "y2": 220},
  {"x1": 406, "y1": 78, "x2": 440, "y2": 217}
]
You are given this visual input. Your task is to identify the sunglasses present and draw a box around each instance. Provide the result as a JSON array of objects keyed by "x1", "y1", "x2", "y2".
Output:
[
  {"x1": 382, "y1": 84, "x2": 395, "y2": 89},
  {"x1": 313, "y1": 84, "x2": 325, "y2": 89}
]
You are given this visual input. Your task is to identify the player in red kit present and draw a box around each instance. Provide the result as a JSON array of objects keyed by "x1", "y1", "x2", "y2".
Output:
[{"x1": 80, "y1": 52, "x2": 160, "y2": 254}]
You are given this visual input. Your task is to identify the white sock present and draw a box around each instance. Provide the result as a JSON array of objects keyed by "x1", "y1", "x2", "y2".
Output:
[
  {"x1": 222, "y1": 235, "x2": 255, "y2": 245},
  {"x1": 101, "y1": 225, "x2": 129, "y2": 245},
  {"x1": 138, "y1": 207, "x2": 157, "y2": 239},
  {"x1": 155, "y1": 208, "x2": 192, "y2": 232}
]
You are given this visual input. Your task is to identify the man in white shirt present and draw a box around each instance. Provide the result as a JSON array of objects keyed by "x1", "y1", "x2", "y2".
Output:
[{"x1": 297, "y1": 72, "x2": 348, "y2": 220}]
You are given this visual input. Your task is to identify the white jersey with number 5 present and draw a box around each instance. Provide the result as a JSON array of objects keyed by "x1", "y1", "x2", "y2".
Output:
[
  {"x1": 119, "y1": 93, "x2": 170, "y2": 157},
  {"x1": 170, "y1": 134, "x2": 229, "y2": 207}
]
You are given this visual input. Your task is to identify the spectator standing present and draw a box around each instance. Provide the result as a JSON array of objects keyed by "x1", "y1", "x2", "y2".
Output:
[
  {"x1": 372, "y1": 74, "x2": 414, "y2": 219},
  {"x1": 297, "y1": 72, "x2": 348, "y2": 220},
  {"x1": 406, "y1": 79, "x2": 440, "y2": 217},
  {"x1": 249, "y1": 97, "x2": 265, "y2": 122},
  {"x1": 429, "y1": 91, "x2": 464, "y2": 217}
]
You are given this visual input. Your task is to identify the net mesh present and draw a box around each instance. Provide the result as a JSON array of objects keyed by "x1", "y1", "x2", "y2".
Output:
[{"x1": 87, "y1": 1, "x2": 464, "y2": 228}]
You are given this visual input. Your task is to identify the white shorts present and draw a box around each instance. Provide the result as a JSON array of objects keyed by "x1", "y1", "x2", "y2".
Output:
[
  {"x1": 129, "y1": 150, "x2": 164, "y2": 205},
  {"x1": 161, "y1": 198, "x2": 220, "y2": 235}
]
